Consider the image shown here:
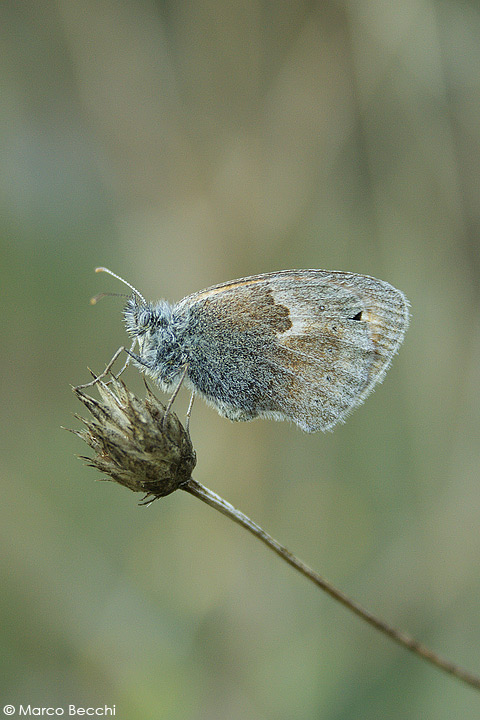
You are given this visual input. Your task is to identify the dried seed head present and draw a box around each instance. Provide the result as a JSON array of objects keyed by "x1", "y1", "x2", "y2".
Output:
[{"x1": 68, "y1": 376, "x2": 196, "y2": 501}]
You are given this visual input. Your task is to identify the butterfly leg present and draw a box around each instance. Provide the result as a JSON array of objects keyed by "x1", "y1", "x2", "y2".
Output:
[
  {"x1": 162, "y1": 365, "x2": 189, "y2": 430},
  {"x1": 108, "y1": 339, "x2": 136, "y2": 382},
  {"x1": 185, "y1": 391, "x2": 195, "y2": 434},
  {"x1": 75, "y1": 345, "x2": 127, "y2": 390}
]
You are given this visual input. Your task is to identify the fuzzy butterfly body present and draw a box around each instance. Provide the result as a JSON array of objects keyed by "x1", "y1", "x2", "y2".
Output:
[{"x1": 122, "y1": 269, "x2": 409, "y2": 432}]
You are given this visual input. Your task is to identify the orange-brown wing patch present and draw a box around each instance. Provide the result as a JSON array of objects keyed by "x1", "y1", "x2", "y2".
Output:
[{"x1": 182, "y1": 279, "x2": 293, "y2": 334}]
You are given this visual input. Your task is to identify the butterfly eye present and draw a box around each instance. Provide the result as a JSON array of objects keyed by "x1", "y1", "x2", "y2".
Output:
[{"x1": 137, "y1": 310, "x2": 153, "y2": 329}]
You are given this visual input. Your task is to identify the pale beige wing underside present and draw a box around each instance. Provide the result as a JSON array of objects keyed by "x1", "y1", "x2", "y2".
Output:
[{"x1": 178, "y1": 270, "x2": 409, "y2": 431}]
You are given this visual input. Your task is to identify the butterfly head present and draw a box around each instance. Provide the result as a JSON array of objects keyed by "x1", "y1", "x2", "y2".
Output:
[
  {"x1": 94, "y1": 266, "x2": 174, "y2": 348},
  {"x1": 122, "y1": 294, "x2": 187, "y2": 388},
  {"x1": 123, "y1": 295, "x2": 173, "y2": 339},
  {"x1": 92, "y1": 267, "x2": 184, "y2": 386}
]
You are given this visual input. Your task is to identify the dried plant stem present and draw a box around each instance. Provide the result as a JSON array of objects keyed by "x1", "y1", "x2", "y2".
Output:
[
  {"x1": 71, "y1": 378, "x2": 479, "y2": 691},
  {"x1": 183, "y1": 477, "x2": 480, "y2": 692}
]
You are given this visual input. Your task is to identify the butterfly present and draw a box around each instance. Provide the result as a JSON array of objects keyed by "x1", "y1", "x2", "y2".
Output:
[{"x1": 87, "y1": 268, "x2": 409, "y2": 432}]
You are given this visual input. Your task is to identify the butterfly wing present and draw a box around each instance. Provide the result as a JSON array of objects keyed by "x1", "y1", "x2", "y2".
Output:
[{"x1": 176, "y1": 270, "x2": 409, "y2": 431}]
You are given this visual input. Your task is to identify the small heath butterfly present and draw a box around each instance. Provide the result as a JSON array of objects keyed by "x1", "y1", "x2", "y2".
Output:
[{"x1": 89, "y1": 268, "x2": 409, "y2": 432}]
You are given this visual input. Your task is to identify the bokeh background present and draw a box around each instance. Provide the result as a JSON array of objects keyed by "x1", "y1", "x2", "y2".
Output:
[{"x1": 1, "y1": 1, "x2": 480, "y2": 718}]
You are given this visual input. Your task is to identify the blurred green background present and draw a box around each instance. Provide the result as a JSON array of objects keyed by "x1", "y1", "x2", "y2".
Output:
[{"x1": 1, "y1": 0, "x2": 479, "y2": 718}]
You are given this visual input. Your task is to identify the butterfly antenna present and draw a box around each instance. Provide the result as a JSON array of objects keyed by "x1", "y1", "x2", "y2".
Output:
[
  {"x1": 90, "y1": 291, "x2": 130, "y2": 305},
  {"x1": 95, "y1": 267, "x2": 146, "y2": 304}
]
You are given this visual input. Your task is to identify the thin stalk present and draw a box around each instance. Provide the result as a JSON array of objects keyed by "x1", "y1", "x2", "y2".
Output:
[{"x1": 183, "y1": 477, "x2": 480, "y2": 692}]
